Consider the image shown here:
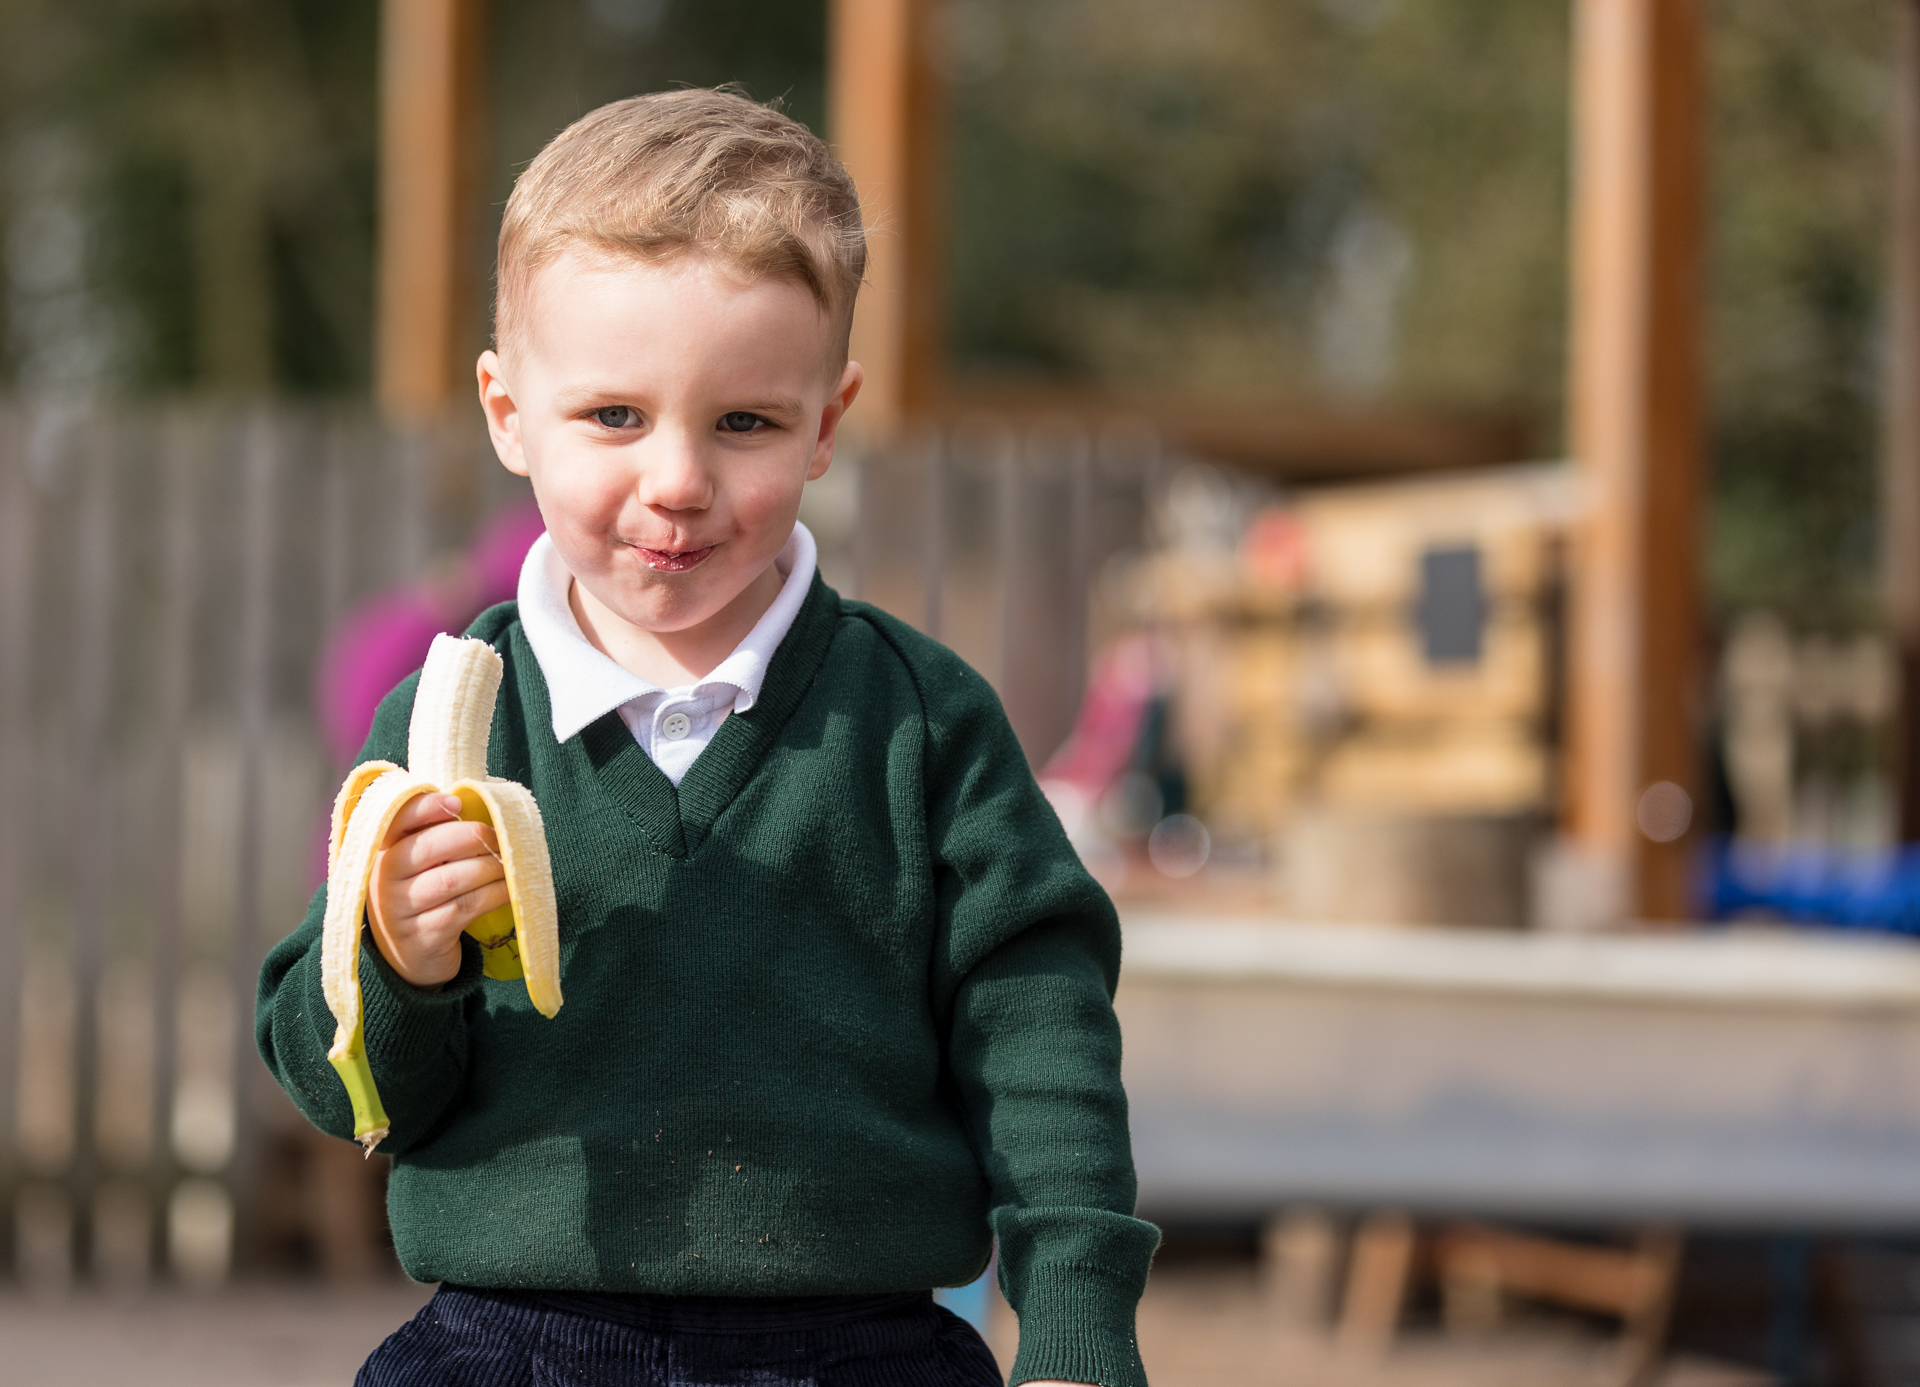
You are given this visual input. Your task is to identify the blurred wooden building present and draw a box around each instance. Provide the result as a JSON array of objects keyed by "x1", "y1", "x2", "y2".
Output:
[{"x1": 1138, "y1": 466, "x2": 1575, "y2": 925}]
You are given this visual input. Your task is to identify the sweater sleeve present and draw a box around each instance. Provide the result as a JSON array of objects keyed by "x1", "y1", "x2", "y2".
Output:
[
  {"x1": 254, "y1": 672, "x2": 487, "y2": 1154},
  {"x1": 925, "y1": 660, "x2": 1160, "y2": 1387}
]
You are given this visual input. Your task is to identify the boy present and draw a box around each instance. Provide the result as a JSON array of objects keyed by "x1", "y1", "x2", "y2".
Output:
[{"x1": 257, "y1": 89, "x2": 1156, "y2": 1387}]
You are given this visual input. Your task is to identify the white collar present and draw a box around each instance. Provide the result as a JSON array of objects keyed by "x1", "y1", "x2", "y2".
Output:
[{"x1": 516, "y1": 522, "x2": 818, "y2": 745}]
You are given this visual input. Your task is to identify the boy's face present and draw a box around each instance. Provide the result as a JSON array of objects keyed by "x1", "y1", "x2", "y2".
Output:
[{"x1": 478, "y1": 251, "x2": 861, "y2": 642}]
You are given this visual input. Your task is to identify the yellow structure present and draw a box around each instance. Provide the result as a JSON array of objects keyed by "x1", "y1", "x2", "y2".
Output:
[{"x1": 1149, "y1": 466, "x2": 1576, "y2": 849}]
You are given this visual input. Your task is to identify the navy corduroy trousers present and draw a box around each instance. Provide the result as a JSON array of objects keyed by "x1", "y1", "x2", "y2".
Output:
[{"x1": 355, "y1": 1284, "x2": 1006, "y2": 1387}]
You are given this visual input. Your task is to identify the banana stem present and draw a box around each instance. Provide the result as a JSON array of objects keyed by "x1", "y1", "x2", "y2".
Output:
[{"x1": 328, "y1": 1023, "x2": 391, "y2": 1156}]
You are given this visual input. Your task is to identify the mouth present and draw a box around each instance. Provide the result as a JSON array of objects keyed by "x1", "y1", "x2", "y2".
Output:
[{"x1": 630, "y1": 543, "x2": 715, "y2": 574}]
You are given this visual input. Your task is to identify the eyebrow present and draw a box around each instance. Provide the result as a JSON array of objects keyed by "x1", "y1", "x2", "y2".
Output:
[
  {"x1": 553, "y1": 386, "x2": 628, "y2": 413},
  {"x1": 553, "y1": 388, "x2": 806, "y2": 417}
]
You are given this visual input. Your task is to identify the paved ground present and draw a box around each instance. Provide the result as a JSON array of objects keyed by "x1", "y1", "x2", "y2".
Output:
[
  {"x1": 0, "y1": 1267, "x2": 1775, "y2": 1387},
  {"x1": 0, "y1": 1282, "x2": 435, "y2": 1387}
]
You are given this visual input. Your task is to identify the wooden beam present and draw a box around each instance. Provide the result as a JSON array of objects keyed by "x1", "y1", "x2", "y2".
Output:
[
  {"x1": 1565, "y1": 0, "x2": 1706, "y2": 921},
  {"x1": 375, "y1": 0, "x2": 485, "y2": 423},
  {"x1": 1434, "y1": 1225, "x2": 1674, "y2": 1319},
  {"x1": 1336, "y1": 1211, "x2": 1417, "y2": 1356},
  {"x1": 1886, "y1": 0, "x2": 1920, "y2": 841},
  {"x1": 944, "y1": 385, "x2": 1535, "y2": 482},
  {"x1": 827, "y1": 0, "x2": 943, "y2": 436}
]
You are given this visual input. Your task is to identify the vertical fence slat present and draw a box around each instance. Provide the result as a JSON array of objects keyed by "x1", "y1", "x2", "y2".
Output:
[
  {"x1": 850, "y1": 442, "x2": 872, "y2": 604},
  {"x1": 0, "y1": 413, "x2": 34, "y2": 1231},
  {"x1": 67, "y1": 424, "x2": 118, "y2": 1277},
  {"x1": 921, "y1": 431, "x2": 945, "y2": 642},
  {"x1": 994, "y1": 431, "x2": 1021, "y2": 701},
  {"x1": 149, "y1": 414, "x2": 201, "y2": 1275},
  {"x1": 226, "y1": 411, "x2": 278, "y2": 1271},
  {"x1": 320, "y1": 417, "x2": 354, "y2": 642},
  {"x1": 1065, "y1": 431, "x2": 1095, "y2": 730},
  {"x1": 394, "y1": 425, "x2": 429, "y2": 587}
]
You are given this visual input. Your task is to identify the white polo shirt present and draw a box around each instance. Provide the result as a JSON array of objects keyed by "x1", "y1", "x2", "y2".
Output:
[{"x1": 515, "y1": 522, "x2": 817, "y2": 786}]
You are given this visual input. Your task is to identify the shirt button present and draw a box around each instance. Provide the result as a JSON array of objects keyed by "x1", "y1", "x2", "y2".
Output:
[{"x1": 660, "y1": 711, "x2": 693, "y2": 741}]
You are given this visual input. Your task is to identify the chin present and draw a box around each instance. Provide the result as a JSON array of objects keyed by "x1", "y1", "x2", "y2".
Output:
[{"x1": 616, "y1": 585, "x2": 721, "y2": 634}]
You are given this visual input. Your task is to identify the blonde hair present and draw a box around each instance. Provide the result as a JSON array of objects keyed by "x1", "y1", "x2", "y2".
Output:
[{"x1": 494, "y1": 88, "x2": 866, "y2": 364}]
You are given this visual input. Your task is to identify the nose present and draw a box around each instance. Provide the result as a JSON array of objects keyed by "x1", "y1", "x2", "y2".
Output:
[{"x1": 633, "y1": 422, "x2": 714, "y2": 514}]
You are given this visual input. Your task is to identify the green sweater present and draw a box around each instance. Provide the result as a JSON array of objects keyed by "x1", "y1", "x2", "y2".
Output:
[{"x1": 256, "y1": 577, "x2": 1158, "y2": 1387}]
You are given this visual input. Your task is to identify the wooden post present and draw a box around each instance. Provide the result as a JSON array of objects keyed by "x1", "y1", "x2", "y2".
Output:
[
  {"x1": 827, "y1": 0, "x2": 944, "y2": 435},
  {"x1": 1338, "y1": 1211, "x2": 1417, "y2": 1356},
  {"x1": 1565, "y1": 0, "x2": 1706, "y2": 922},
  {"x1": 375, "y1": 0, "x2": 485, "y2": 423},
  {"x1": 1886, "y1": 0, "x2": 1920, "y2": 842}
]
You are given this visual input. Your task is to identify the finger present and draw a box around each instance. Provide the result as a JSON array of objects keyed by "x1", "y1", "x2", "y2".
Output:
[
  {"x1": 411, "y1": 878, "x2": 513, "y2": 938},
  {"x1": 402, "y1": 855, "x2": 507, "y2": 916},
  {"x1": 365, "y1": 889, "x2": 465, "y2": 988},
  {"x1": 384, "y1": 818, "x2": 502, "y2": 879},
  {"x1": 382, "y1": 792, "x2": 467, "y2": 849}
]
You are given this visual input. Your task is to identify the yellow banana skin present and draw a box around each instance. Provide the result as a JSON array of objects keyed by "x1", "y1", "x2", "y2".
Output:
[{"x1": 321, "y1": 635, "x2": 564, "y2": 1153}]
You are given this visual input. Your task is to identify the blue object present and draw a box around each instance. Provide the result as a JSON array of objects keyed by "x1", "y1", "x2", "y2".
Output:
[
  {"x1": 1699, "y1": 834, "x2": 1920, "y2": 934},
  {"x1": 935, "y1": 1263, "x2": 996, "y2": 1335}
]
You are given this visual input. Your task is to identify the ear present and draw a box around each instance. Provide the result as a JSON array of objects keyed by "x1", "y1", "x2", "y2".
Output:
[
  {"x1": 477, "y1": 351, "x2": 529, "y2": 476},
  {"x1": 808, "y1": 360, "x2": 865, "y2": 482}
]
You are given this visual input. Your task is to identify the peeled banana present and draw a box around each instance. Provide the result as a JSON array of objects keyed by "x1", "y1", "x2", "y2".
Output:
[{"x1": 322, "y1": 633, "x2": 563, "y2": 1152}]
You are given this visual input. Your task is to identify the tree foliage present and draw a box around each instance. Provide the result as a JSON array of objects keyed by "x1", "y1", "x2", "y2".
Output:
[{"x1": 1708, "y1": 0, "x2": 1890, "y2": 624}]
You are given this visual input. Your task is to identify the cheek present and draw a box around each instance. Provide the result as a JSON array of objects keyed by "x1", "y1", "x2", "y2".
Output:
[
  {"x1": 730, "y1": 446, "x2": 812, "y2": 522},
  {"x1": 530, "y1": 443, "x2": 626, "y2": 524},
  {"x1": 527, "y1": 474, "x2": 631, "y2": 572},
  {"x1": 724, "y1": 480, "x2": 804, "y2": 555}
]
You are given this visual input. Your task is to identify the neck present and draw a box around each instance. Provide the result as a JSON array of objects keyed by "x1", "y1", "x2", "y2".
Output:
[{"x1": 569, "y1": 560, "x2": 786, "y2": 688}]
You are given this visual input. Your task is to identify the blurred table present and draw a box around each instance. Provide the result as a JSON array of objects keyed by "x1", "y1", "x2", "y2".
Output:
[{"x1": 1118, "y1": 917, "x2": 1920, "y2": 1228}]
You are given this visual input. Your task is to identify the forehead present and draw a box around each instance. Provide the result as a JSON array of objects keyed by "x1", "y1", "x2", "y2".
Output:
[{"x1": 518, "y1": 249, "x2": 833, "y2": 374}]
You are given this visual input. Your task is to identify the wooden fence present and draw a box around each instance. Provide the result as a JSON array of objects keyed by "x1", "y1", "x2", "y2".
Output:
[{"x1": 0, "y1": 403, "x2": 1162, "y2": 1288}]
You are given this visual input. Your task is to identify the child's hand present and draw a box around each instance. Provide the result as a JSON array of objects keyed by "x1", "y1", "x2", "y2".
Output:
[{"x1": 368, "y1": 792, "x2": 509, "y2": 988}]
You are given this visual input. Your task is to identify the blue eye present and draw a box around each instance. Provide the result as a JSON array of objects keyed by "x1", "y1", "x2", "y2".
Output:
[
  {"x1": 719, "y1": 411, "x2": 764, "y2": 433},
  {"x1": 594, "y1": 406, "x2": 639, "y2": 429}
]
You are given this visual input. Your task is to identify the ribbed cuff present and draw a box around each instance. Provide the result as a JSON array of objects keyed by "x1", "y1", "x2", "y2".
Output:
[
  {"x1": 1005, "y1": 1262, "x2": 1150, "y2": 1387},
  {"x1": 358, "y1": 927, "x2": 485, "y2": 1072},
  {"x1": 995, "y1": 1208, "x2": 1160, "y2": 1387}
]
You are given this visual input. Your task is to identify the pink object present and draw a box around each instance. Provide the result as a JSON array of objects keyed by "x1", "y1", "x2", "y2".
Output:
[
  {"x1": 314, "y1": 591, "x2": 451, "y2": 769},
  {"x1": 469, "y1": 500, "x2": 550, "y2": 600},
  {"x1": 1041, "y1": 635, "x2": 1164, "y2": 800},
  {"x1": 1243, "y1": 506, "x2": 1309, "y2": 590},
  {"x1": 314, "y1": 498, "x2": 545, "y2": 769}
]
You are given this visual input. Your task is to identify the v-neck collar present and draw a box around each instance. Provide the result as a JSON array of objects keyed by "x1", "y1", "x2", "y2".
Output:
[{"x1": 572, "y1": 574, "x2": 840, "y2": 858}]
